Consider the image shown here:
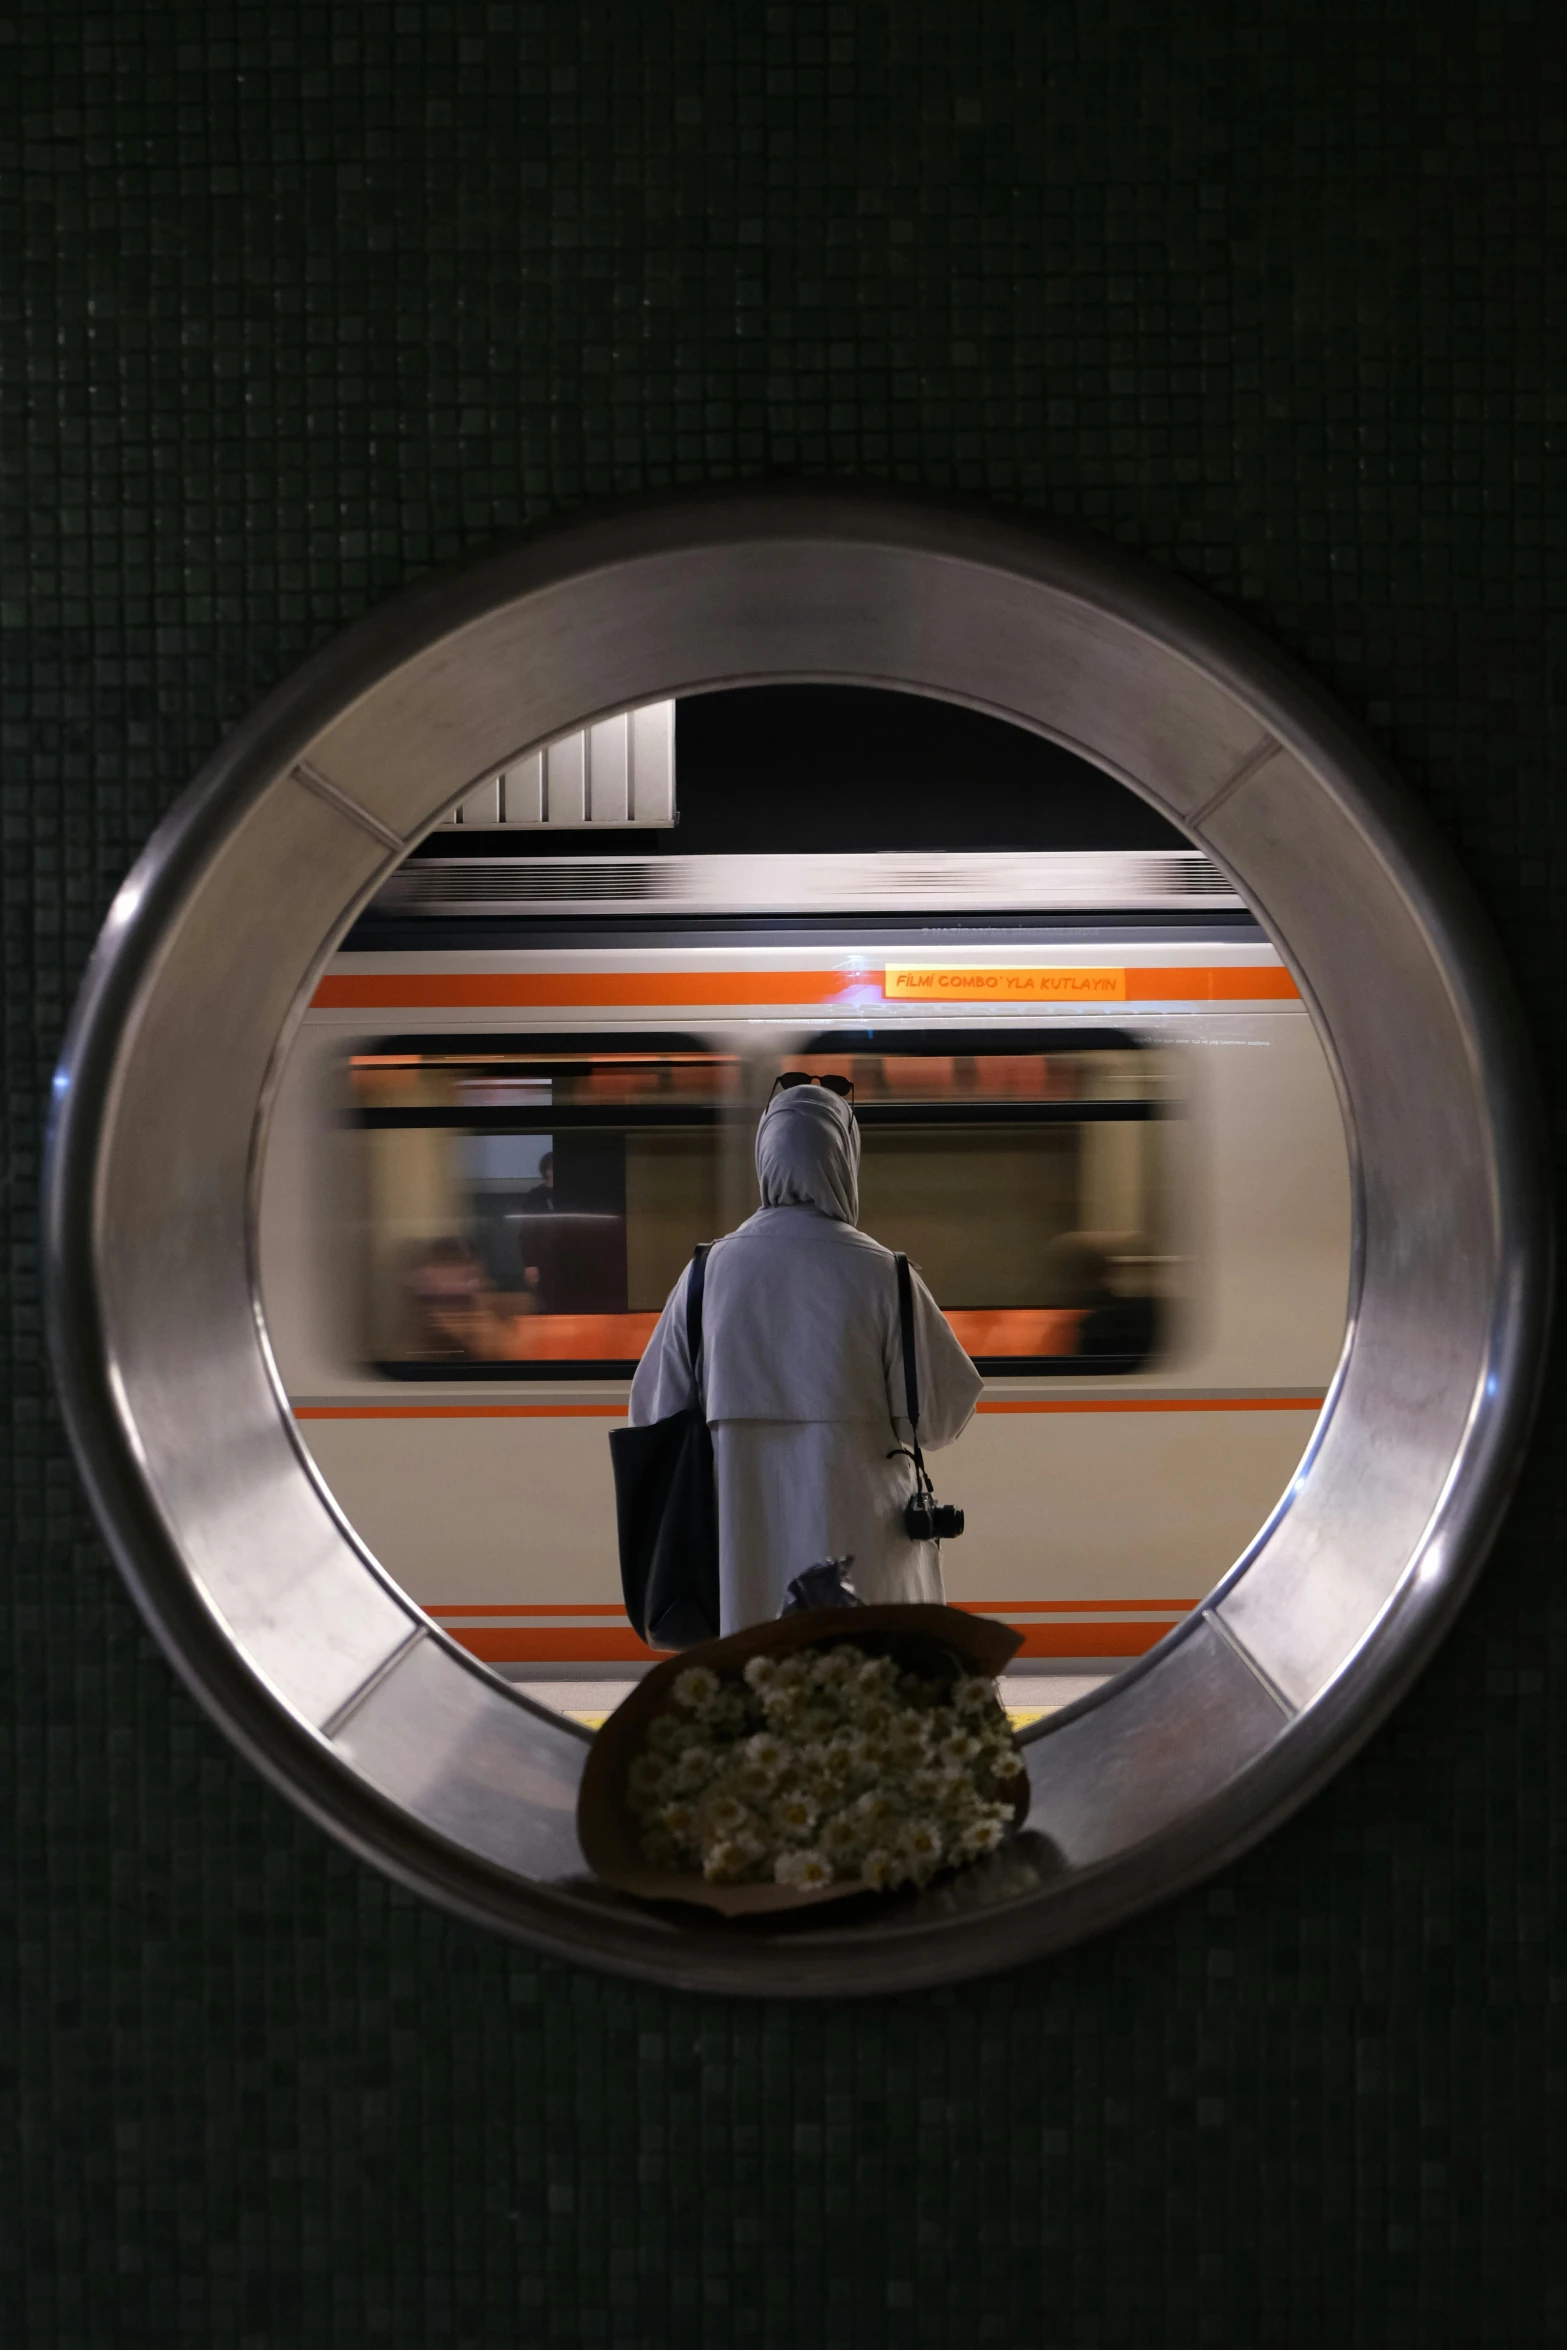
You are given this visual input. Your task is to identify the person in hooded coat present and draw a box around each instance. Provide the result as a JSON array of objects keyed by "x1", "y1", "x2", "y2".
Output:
[{"x1": 627, "y1": 1080, "x2": 984, "y2": 1631}]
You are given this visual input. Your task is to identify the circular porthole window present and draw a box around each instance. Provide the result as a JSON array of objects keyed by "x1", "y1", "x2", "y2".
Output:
[{"x1": 45, "y1": 492, "x2": 1549, "y2": 1994}]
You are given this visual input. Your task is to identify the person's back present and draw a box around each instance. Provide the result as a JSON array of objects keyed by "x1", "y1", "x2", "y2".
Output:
[{"x1": 629, "y1": 1080, "x2": 981, "y2": 1631}]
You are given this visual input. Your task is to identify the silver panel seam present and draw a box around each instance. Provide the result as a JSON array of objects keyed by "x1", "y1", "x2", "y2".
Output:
[
  {"x1": 1184, "y1": 736, "x2": 1282, "y2": 834},
  {"x1": 1202, "y1": 1604, "x2": 1297, "y2": 1720},
  {"x1": 319, "y1": 1624, "x2": 428, "y2": 1742},
  {"x1": 294, "y1": 761, "x2": 408, "y2": 853}
]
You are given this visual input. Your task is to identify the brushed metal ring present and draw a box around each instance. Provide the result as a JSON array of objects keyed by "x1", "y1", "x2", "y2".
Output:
[{"x1": 44, "y1": 491, "x2": 1551, "y2": 1994}]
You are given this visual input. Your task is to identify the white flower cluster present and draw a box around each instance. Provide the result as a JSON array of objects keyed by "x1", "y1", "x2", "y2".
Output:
[{"x1": 625, "y1": 1644, "x2": 1019, "y2": 1893}]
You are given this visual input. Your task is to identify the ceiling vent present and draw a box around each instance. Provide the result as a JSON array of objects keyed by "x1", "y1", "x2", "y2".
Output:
[{"x1": 439, "y1": 700, "x2": 676, "y2": 829}]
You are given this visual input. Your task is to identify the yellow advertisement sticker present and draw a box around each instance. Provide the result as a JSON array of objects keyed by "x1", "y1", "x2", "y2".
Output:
[{"x1": 883, "y1": 966, "x2": 1128, "y2": 1002}]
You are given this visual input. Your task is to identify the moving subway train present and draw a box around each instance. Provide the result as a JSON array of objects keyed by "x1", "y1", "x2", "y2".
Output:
[{"x1": 258, "y1": 691, "x2": 1352, "y2": 1708}]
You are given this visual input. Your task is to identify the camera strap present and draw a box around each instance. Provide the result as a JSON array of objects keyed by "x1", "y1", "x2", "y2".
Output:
[{"x1": 894, "y1": 1252, "x2": 933, "y2": 1502}]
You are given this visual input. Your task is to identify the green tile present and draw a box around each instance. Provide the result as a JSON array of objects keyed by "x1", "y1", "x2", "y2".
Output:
[{"x1": 4, "y1": 2, "x2": 1565, "y2": 2342}]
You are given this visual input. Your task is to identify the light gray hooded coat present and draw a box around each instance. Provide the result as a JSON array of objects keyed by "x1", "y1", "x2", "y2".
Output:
[{"x1": 628, "y1": 1083, "x2": 983, "y2": 1631}]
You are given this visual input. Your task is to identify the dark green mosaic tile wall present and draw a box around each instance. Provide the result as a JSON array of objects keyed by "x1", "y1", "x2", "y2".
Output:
[{"x1": 5, "y1": 2, "x2": 1564, "y2": 2341}]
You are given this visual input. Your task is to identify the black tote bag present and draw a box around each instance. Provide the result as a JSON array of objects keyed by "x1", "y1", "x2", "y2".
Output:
[{"x1": 608, "y1": 1243, "x2": 720, "y2": 1651}]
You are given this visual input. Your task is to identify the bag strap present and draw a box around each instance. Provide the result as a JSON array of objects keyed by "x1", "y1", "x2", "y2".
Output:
[
  {"x1": 686, "y1": 1243, "x2": 712, "y2": 1405},
  {"x1": 893, "y1": 1252, "x2": 934, "y2": 1503},
  {"x1": 894, "y1": 1251, "x2": 920, "y2": 1433}
]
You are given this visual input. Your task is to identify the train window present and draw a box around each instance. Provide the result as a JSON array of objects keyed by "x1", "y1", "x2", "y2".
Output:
[
  {"x1": 355, "y1": 1026, "x2": 1178, "y2": 1377},
  {"x1": 790, "y1": 1031, "x2": 1178, "y2": 1371},
  {"x1": 353, "y1": 1037, "x2": 735, "y2": 1375}
]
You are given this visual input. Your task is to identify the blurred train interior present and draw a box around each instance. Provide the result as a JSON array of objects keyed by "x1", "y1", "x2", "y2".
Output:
[{"x1": 259, "y1": 687, "x2": 1352, "y2": 1728}]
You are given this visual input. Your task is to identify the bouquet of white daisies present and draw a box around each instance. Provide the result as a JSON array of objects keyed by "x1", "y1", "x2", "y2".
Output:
[{"x1": 578, "y1": 1604, "x2": 1027, "y2": 1916}]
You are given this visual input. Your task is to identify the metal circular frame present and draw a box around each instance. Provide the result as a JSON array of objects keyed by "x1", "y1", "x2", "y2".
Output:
[{"x1": 45, "y1": 490, "x2": 1550, "y2": 1995}]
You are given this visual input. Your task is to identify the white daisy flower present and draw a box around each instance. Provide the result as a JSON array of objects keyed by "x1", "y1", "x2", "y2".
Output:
[
  {"x1": 631, "y1": 1630, "x2": 1023, "y2": 1891},
  {"x1": 759, "y1": 1684, "x2": 806, "y2": 1730},
  {"x1": 821, "y1": 1732, "x2": 858, "y2": 1771},
  {"x1": 851, "y1": 1788, "x2": 899, "y2": 1831},
  {"x1": 773, "y1": 1848, "x2": 833, "y2": 1890},
  {"x1": 808, "y1": 1646, "x2": 857, "y2": 1691},
  {"x1": 703, "y1": 1832, "x2": 765, "y2": 1883},
  {"x1": 820, "y1": 1813, "x2": 864, "y2": 1863},
  {"x1": 669, "y1": 1745, "x2": 717, "y2": 1795},
  {"x1": 672, "y1": 1664, "x2": 721, "y2": 1712},
  {"x1": 952, "y1": 1674, "x2": 996, "y2": 1717},
  {"x1": 794, "y1": 1701, "x2": 841, "y2": 1741},
  {"x1": 771, "y1": 1789, "x2": 817, "y2": 1840}
]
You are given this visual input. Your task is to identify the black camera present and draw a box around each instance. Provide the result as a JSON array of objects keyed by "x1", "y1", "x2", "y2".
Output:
[{"x1": 903, "y1": 1495, "x2": 965, "y2": 1542}]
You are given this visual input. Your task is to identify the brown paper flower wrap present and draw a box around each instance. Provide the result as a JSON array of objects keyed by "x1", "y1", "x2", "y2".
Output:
[{"x1": 578, "y1": 1603, "x2": 1029, "y2": 1917}]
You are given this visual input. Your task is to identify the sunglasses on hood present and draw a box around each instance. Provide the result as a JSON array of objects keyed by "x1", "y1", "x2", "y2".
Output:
[{"x1": 770, "y1": 1071, "x2": 855, "y2": 1103}]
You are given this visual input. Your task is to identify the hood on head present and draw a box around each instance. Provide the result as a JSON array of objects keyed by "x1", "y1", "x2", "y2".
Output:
[{"x1": 755, "y1": 1084, "x2": 860, "y2": 1224}]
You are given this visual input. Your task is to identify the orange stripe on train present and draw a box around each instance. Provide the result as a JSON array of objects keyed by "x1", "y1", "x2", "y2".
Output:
[
  {"x1": 294, "y1": 1395, "x2": 1323, "y2": 1420},
  {"x1": 976, "y1": 1395, "x2": 1324, "y2": 1415},
  {"x1": 423, "y1": 1599, "x2": 1197, "y2": 1619},
  {"x1": 439, "y1": 1621, "x2": 1185, "y2": 1665},
  {"x1": 311, "y1": 965, "x2": 1300, "y2": 1011},
  {"x1": 426, "y1": 1599, "x2": 1198, "y2": 1668},
  {"x1": 295, "y1": 1402, "x2": 630, "y2": 1419}
]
